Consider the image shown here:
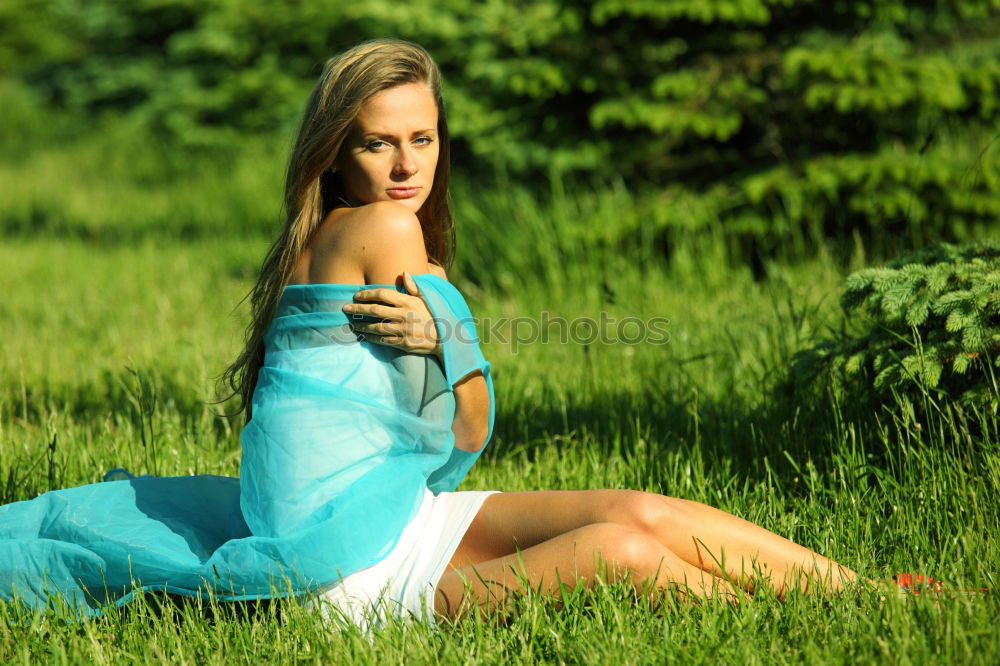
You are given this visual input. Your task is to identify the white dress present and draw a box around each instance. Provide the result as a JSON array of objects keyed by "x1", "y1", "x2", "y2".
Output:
[{"x1": 308, "y1": 487, "x2": 499, "y2": 630}]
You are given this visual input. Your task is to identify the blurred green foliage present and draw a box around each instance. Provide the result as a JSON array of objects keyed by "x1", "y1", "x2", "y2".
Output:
[{"x1": 0, "y1": 0, "x2": 998, "y2": 255}]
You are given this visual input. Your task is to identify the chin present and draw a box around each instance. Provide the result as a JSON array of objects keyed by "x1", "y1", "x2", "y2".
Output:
[{"x1": 391, "y1": 197, "x2": 427, "y2": 213}]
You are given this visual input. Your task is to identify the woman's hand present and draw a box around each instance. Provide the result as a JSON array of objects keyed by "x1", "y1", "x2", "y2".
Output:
[{"x1": 342, "y1": 271, "x2": 442, "y2": 358}]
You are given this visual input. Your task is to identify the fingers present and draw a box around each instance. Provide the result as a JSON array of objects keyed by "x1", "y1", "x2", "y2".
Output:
[
  {"x1": 342, "y1": 275, "x2": 435, "y2": 354},
  {"x1": 351, "y1": 322, "x2": 403, "y2": 335},
  {"x1": 346, "y1": 286, "x2": 424, "y2": 320},
  {"x1": 403, "y1": 271, "x2": 422, "y2": 296},
  {"x1": 353, "y1": 287, "x2": 408, "y2": 306},
  {"x1": 355, "y1": 327, "x2": 408, "y2": 350},
  {"x1": 357, "y1": 332, "x2": 403, "y2": 347},
  {"x1": 345, "y1": 302, "x2": 402, "y2": 321},
  {"x1": 352, "y1": 317, "x2": 434, "y2": 354}
]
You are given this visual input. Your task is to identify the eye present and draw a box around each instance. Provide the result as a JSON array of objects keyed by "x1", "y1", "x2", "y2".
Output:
[
  {"x1": 366, "y1": 139, "x2": 388, "y2": 151},
  {"x1": 414, "y1": 136, "x2": 434, "y2": 146}
]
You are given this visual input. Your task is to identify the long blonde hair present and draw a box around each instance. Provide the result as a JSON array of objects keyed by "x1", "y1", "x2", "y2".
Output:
[{"x1": 222, "y1": 40, "x2": 455, "y2": 419}]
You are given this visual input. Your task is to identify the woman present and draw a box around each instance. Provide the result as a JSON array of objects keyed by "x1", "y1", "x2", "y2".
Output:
[
  {"x1": 0, "y1": 40, "x2": 907, "y2": 628},
  {"x1": 221, "y1": 38, "x2": 866, "y2": 622}
]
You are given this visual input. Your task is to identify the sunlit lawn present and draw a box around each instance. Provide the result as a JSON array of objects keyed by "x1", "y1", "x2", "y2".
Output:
[{"x1": 1, "y1": 234, "x2": 997, "y2": 663}]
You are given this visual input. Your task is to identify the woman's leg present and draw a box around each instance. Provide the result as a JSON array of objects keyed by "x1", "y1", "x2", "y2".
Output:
[
  {"x1": 435, "y1": 521, "x2": 740, "y2": 618},
  {"x1": 440, "y1": 489, "x2": 858, "y2": 615}
]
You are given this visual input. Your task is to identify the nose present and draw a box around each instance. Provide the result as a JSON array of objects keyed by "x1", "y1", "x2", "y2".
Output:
[{"x1": 392, "y1": 146, "x2": 417, "y2": 178}]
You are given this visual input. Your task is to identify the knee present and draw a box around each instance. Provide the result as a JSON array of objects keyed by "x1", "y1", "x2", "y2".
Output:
[
  {"x1": 579, "y1": 523, "x2": 663, "y2": 576},
  {"x1": 598, "y1": 490, "x2": 690, "y2": 536}
]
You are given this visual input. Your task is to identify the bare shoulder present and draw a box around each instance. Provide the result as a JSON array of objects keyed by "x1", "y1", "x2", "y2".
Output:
[
  {"x1": 335, "y1": 200, "x2": 423, "y2": 241},
  {"x1": 322, "y1": 202, "x2": 429, "y2": 285}
]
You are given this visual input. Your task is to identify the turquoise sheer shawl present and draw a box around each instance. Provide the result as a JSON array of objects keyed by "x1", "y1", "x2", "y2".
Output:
[{"x1": 0, "y1": 275, "x2": 494, "y2": 615}]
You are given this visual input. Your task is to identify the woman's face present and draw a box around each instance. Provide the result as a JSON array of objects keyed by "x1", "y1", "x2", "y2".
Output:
[{"x1": 334, "y1": 82, "x2": 440, "y2": 213}]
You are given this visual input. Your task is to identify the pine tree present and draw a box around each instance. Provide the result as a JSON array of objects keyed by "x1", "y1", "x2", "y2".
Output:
[{"x1": 790, "y1": 240, "x2": 1000, "y2": 416}]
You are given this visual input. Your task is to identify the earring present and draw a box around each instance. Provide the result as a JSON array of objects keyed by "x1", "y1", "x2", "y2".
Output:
[{"x1": 329, "y1": 166, "x2": 338, "y2": 174}]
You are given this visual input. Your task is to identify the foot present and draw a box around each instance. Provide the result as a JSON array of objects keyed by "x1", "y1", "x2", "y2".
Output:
[
  {"x1": 891, "y1": 573, "x2": 990, "y2": 598},
  {"x1": 892, "y1": 574, "x2": 943, "y2": 595}
]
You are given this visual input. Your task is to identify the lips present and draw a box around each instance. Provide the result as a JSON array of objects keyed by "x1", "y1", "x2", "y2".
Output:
[{"x1": 386, "y1": 187, "x2": 420, "y2": 200}]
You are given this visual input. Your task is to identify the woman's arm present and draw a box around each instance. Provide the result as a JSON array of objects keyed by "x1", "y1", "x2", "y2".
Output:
[
  {"x1": 450, "y1": 370, "x2": 490, "y2": 453},
  {"x1": 324, "y1": 203, "x2": 491, "y2": 453},
  {"x1": 422, "y1": 263, "x2": 490, "y2": 453}
]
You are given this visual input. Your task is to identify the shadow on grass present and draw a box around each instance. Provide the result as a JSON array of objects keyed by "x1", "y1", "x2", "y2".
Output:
[
  {"x1": 6, "y1": 367, "x2": 237, "y2": 439},
  {"x1": 486, "y1": 356, "x2": 997, "y2": 493},
  {"x1": 486, "y1": 375, "x2": 785, "y2": 483}
]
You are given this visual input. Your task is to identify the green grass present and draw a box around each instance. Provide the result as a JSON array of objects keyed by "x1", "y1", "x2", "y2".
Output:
[
  {"x1": 1, "y1": 102, "x2": 998, "y2": 662},
  {"x1": 1, "y1": 235, "x2": 998, "y2": 664}
]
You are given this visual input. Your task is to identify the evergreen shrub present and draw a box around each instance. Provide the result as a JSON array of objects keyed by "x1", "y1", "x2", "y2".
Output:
[{"x1": 789, "y1": 240, "x2": 1000, "y2": 420}]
